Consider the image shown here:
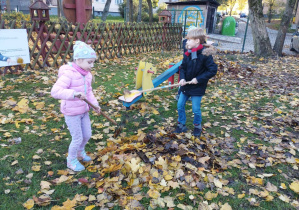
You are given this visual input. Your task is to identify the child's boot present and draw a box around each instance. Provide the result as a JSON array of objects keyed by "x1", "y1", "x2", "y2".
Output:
[
  {"x1": 78, "y1": 150, "x2": 92, "y2": 162},
  {"x1": 173, "y1": 122, "x2": 188, "y2": 133},
  {"x1": 193, "y1": 124, "x2": 202, "y2": 137},
  {"x1": 67, "y1": 158, "x2": 85, "y2": 172}
]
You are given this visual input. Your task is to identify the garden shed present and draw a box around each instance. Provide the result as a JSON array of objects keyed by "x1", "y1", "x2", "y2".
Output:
[{"x1": 165, "y1": 0, "x2": 219, "y2": 34}]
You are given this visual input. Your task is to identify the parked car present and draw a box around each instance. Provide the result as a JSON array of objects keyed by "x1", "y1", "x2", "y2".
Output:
[{"x1": 240, "y1": 13, "x2": 247, "y2": 18}]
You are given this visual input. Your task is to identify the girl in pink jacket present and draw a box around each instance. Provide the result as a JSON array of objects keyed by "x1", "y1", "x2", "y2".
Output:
[{"x1": 51, "y1": 41, "x2": 100, "y2": 172}]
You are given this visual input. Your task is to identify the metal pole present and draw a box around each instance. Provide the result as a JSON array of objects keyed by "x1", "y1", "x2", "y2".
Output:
[
  {"x1": 241, "y1": 16, "x2": 249, "y2": 53},
  {"x1": 183, "y1": 10, "x2": 187, "y2": 38},
  {"x1": 196, "y1": 10, "x2": 198, "y2": 27},
  {"x1": 92, "y1": 6, "x2": 94, "y2": 19}
]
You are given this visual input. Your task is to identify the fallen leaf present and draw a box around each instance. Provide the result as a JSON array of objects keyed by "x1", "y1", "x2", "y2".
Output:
[
  {"x1": 23, "y1": 199, "x2": 34, "y2": 209},
  {"x1": 289, "y1": 180, "x2": 299, "y2": 194}
]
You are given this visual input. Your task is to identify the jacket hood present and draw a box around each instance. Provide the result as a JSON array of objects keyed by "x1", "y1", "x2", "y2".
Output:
[
  {"x1": 58, "y1": 63, "x2": 77, "y2": 78},
  {"x1": 202, "y1": 44, "x2": 217, "y2": 56}
]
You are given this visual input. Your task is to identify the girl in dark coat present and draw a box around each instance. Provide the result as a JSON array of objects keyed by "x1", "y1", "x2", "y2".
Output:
[{"x1": 174, "y1": 28, "x2": 218, "y2": 137}]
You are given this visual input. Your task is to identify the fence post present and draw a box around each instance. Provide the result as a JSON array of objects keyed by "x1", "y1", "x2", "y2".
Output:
[{"x1": 242, "y1": 16, "x2": 249, "y2": 53}]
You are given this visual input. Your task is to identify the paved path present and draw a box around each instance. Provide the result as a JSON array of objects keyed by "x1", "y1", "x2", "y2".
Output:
[{"x1": 208, "y1": 19, "x2": 297, "y2": 55}]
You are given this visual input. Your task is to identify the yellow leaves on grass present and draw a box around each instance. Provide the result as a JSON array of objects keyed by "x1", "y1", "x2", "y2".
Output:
[
  {"x1": 205, "y1": 191, "x2": 218, "y2": 200},
  {"x1": 12, "y1": 98, "x2": 29, "y2": 113},
  {"x1": 147, "y1": 189, "x2": 160, "y2": 199},
  {"x1": 290, "y1": 180, "x2": 299, "y2": 194},
  {"x1": 23, "y1": 199, "x2": 34, "y2": 209}
]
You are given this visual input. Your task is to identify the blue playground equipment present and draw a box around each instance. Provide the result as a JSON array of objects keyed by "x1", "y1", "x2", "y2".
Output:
[{"x1": 121, "y1": 60, "x2": 182, "y2": 108}]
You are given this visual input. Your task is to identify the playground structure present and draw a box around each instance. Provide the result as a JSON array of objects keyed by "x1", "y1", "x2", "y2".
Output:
[{"x1": 119, "y1": 60, "x2": 182, "y2": 108}]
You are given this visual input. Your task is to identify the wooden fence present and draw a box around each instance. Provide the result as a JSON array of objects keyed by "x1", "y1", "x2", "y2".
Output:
[{"x1": 0, "y1": 20, "x2": 182, "y2": 73}]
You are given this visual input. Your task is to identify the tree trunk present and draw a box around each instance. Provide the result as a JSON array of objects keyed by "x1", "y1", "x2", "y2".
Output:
[
  {"x1": 273, "y1": 0, "x2": 297, "y2": 56},
  {"x1": 6, "y1": 0, "x2": 10, "y2": 14},
  {"x1": 268, "y1": 5, "x2": 272, "y2": 23},
  {"x1": 129, "y1": 0, "x2": 133, "y2": 22},
  {"x1": 248, "y1": 0, "x2": 273, "y2": 57},
  {"x1": 126, "y1": 0, "x2": 129, "y2": 22},
  {"x1": 101, "y1": 0, "x2": 112, "y2": 21},
  {"x1": 146, "y1": 0, "x2": 153, "y2": 22},
  {"x1": 137, "y1": 0, "x2": 142, "y2": 22}
]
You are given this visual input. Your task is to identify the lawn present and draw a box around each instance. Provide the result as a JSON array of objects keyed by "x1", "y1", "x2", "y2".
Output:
[{"x1": 0, "y1": 50, "x2": 298, "y2": 209}]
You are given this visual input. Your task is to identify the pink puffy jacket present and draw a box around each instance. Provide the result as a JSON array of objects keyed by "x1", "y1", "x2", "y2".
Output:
[{"x1": 51, "y1": 63, "x2": 98, "y2": 116}]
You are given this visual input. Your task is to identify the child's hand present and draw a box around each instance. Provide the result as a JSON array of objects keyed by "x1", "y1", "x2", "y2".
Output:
[
  {"x1": 190, "y1": 78, "x2": 198, "y2": 84},
  {"x1": 74, "y1": 92, "x2": 86, "y2": 100},
  {"x1": 179, "y1": 79, "x2": 186, "y2": 86},
  {"x1": 94, "y1": 106, "x2": 101, "y2": 114}
]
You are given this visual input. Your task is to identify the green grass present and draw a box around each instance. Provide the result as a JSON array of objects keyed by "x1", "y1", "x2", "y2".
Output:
[{"x1": 0, "y1": 51, "x2": 298, "y2": 209}]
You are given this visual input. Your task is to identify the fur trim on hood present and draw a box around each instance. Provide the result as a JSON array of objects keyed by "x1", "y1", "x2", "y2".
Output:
[{"x1": 202, "y1": 44, "x2": 217, "y2": 56}]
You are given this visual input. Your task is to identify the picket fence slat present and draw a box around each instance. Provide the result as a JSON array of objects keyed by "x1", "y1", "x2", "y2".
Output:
[{"x1": 0, "y1": 21, "x2": 182, "y2": 72}]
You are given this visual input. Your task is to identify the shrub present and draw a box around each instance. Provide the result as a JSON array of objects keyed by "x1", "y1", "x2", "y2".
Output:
[{"x1": 2, "y1": 11, "x2": 30, "y2": 22}]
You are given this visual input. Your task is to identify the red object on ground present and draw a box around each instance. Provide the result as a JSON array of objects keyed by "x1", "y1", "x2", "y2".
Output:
[{"x1": 168, "y1": 63, "x2": 180, "y2": 89}]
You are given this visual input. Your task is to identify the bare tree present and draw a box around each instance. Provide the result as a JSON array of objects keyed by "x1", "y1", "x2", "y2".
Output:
[
  {"x1": 137, "y1": 0, "x2": 142, "y2": 22},
  {"x1": 237, "y1": 0, "x2": 247, "y2": 12},
  {"x1": 227, "y1": 0, "x2": 237, "y2": 16},
  {"x1": 273, "y1": 0, "x2": 297, "y2": 56},
  {"x1": 264, "y1": 0, "x2": 276, "y2": 23},
  {"x1": 129, "y1": 0, "x2": 133, "y2": 21},
  {"x1": 146, "y1": 0, "x2": 153, "y2": 22},
  {"x1": 102, "y1": 0, "x2": 112, "y2": 21},
  {"x1": 248, "y1": 0, "x2": 273, "y2": 57}
]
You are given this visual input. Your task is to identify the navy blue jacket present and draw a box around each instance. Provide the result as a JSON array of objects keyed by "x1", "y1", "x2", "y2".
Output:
[{"x1": 180, "y1": 47, "x2": 217, "y2": 96}]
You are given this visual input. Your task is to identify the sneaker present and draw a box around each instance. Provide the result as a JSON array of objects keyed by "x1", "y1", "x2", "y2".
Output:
[
  {"x1": 193, "y1": 124, "x2": 202, "y2": 137},
  {"x1": 67, "y1": 158, "x2": 85, "y2": 172},
  {"x1": 78, "y1": 150, "x2": 92, "y2": 162},
  {"x1": 173, "y1": 123, "x2": 188, "y2": 133}
]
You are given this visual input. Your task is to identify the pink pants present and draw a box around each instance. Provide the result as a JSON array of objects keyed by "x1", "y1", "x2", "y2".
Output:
[{"x1": 64, "y1": 112, "x2": 92, "y2": 160}]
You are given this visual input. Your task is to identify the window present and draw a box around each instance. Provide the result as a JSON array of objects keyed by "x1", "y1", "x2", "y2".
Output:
[{"x1": 115, "y1": 0, "x2": 123, "y2": 4}]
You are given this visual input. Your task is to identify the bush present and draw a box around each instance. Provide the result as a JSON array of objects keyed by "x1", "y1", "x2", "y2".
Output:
[{"x1": 2, "y1": 11, "x2": 30, "y2": 22}]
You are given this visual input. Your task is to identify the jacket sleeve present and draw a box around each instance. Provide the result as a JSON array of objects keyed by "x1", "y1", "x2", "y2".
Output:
[
  {"x1": 86, "y1": 76, "x2": 99, "y2": 108},
  {"x1": 179, "y1": 56, "x2": 187, "y2": 81},
  {"x1": 51, "y1": 74, "x2": 76, "y2": 100},
  {"x1": 196, "y1": 55, "x2": 217, "y2": 84}
]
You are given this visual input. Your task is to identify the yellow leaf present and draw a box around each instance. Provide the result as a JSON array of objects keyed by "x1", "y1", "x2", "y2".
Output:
[
  {"x1": 214, "y1": 178, "x2": 223, "y2": 188},
  {"x1": 85, "y1": 205, "x2": 95, "y2": 210},
  {"x1": 164, "y1": 174, "x2": 173, "y2": 181},
  {"x1": 151, "y1": 108, "x2": 159, "y2": 115},
  {"x1": 148, "y1": 189, "x2": 160, "y2": 199},
  {"x1": 220, "y1": 203, "x2": 232, "y2": 210},
  {"x1": 13, "y1": 98, "x2": 29, "y2": 113},
  {"x1": 32, "y1": 155, "x2": 41, "y2": 159},
  {"x1": 57, "y1": 170, "x2": 69, "y2": 175},
  {"x1": 63, "y1": 198, "x2": 77, "y2": 208},
  {"x1": 32, "y1": 165, "x2": 41, "y2": 171},
  {"x1": 289, "y1": 180, "x2": 299, "y2": 194},
  {"x1": 40, "y1": 181, "x2": 51, "y2": 190},
  {"x1": 238, "y1": 193, "x2": 245, "y2": 198},
  {"x1": 279, "y1": 194, "x2": 290, "y2": 203},
  {"x1": 280, "y1": 183, "x2": 287, "y2": 189},
  {"x1": 23, "y1": 199, "x2": 34, "y2": 209},
  {"x1": 34, "y1": 102, "x2": 45, "y2": 110},
  {"x1": 265, "y1": 195, "x2": 274, "y2": 201},
  {"x1": 205, "y1": 191, "x2": 218, "y2": 200}
]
